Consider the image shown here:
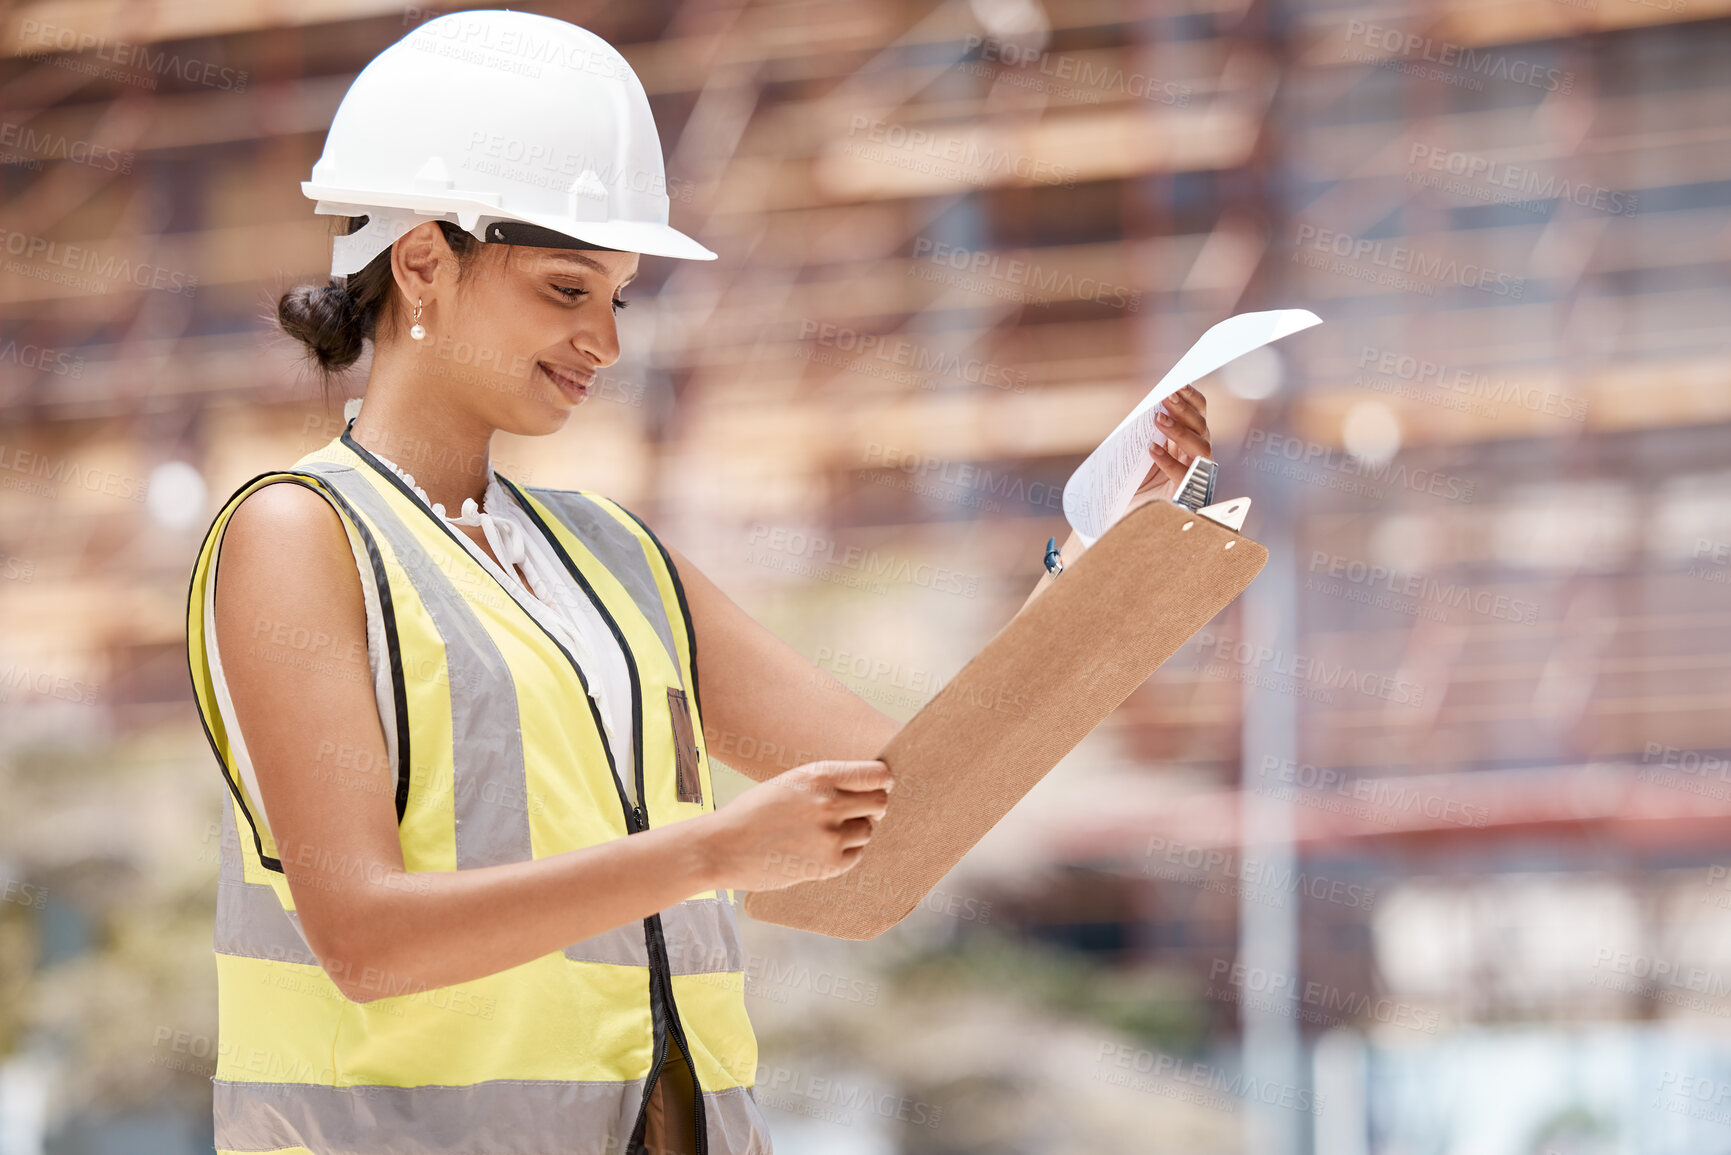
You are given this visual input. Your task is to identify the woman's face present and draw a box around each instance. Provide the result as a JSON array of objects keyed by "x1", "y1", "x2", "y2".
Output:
[{"x1": 406, "y1": 233, "x2": 641, "y2": 437}]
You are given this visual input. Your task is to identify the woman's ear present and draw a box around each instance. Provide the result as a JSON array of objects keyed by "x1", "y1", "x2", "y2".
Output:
[{"x1": 390, "y1": 220, "x2": 452, "y2": 302}]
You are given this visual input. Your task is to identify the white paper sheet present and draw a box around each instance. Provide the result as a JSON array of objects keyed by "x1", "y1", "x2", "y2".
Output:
[{"x1": 1060, "y1": 309, "x2": 1322, "y2": 547}]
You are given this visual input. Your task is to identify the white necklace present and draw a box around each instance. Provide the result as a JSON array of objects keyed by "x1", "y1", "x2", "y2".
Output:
[
  {"x1": 339, "y1": 400, "x2": 623, "y2": 760},
  {"x1": 344, "y1": 396, "x2": 493, "y2": 526}
]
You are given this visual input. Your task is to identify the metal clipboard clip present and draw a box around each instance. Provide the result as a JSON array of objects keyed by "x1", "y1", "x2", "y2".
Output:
[
  {"x1": 1171, "y1": 455, "x2": 1250, "y2": 532},
  {"x1": 1046, "y1": 456, "x2": 1251, "y2": 579}
]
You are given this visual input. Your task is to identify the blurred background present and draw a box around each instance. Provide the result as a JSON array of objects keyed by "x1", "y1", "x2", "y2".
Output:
[{"x1": 1, "y1": 0, "x2": 1729, "y2": 1151}]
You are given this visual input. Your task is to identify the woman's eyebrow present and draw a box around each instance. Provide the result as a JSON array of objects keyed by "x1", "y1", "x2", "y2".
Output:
[{"x1": 543, "y1": 251, "x2": 636, "y2": 287}]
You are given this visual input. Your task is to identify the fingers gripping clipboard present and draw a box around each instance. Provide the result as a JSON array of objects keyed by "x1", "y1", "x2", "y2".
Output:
[{"x1": 742, "y1": 494, "x2": 1268, "y2": 940}]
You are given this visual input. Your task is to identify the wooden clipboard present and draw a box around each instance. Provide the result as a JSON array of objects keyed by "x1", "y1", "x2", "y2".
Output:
[{"x1": 741, "y1": 496, "x2": 1269, "y2": 939}]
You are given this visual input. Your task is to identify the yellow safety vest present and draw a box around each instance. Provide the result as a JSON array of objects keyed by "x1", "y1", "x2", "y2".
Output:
[{"x1": 185, "y1": 423, "x2": 769, "y2": 1155}]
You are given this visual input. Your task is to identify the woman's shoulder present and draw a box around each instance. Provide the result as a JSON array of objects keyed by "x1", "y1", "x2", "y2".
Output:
[
  {"x1": 210, "y1": 482, "x2": 366, "y2": 668},
  {"x1": 218, "y1": 479, "x2": 356, "y2": 583}
]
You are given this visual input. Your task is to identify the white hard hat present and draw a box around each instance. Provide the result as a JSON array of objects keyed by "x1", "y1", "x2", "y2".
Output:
[{"x1": 302, "y1": 9, "x2": 715, "y2": 277}]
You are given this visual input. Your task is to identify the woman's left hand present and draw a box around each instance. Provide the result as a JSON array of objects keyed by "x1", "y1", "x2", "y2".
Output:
[{"x1": 1127, "y1": 384, "x2": 1212, "y2": 510}]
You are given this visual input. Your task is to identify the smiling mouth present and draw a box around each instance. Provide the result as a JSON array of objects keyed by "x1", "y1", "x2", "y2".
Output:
[{"x1": 540, "y1": 362, "x2": 593, "y2": 395}]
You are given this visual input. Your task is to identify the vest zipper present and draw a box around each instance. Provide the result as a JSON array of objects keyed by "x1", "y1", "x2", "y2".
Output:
[
  {"x1": 340, "y1": 433, "x2": 710, "y2": 1155},
  {"x1": 495, "y1": 474, "x2": 708, "y2": 1155}
]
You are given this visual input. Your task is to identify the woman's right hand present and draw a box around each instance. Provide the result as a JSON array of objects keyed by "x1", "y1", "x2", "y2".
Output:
[{"x1": 697, "y1": 760, "x2": 894, "y2": 891}]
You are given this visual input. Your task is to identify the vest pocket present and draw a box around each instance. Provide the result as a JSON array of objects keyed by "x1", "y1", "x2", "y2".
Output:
[{"x1": 666, "y1": 687, "x2": 703, "y2": 804}]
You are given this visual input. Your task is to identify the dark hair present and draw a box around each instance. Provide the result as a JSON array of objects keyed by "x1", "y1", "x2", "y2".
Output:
[{"x1": 276, "y1": 216, "x2": 480, "y2": 388}]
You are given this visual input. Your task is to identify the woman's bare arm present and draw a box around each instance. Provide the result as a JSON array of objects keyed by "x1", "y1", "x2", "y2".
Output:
[
  {"x1": 213, "y1": 483, "x2": 890, "y2": 1003},
  {"x1": 663, "y1": 541, "x2": 901, "y2": 781},
  {"x1": 661, "y1": 384, "x2": 1212, "y2": 768}
]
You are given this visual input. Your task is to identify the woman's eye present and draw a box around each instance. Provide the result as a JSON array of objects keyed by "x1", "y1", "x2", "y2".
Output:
[{"x1": 553, "y1": 285, "x2": 630, "y2": 313}]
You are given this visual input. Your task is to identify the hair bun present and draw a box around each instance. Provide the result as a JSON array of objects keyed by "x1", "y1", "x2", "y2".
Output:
[
  {"x1": 277, "y1": 218, "x2": 476, "y2": 397},
  {"x1": 278, "y1": 281, "x2": 366, "y2": 373}
]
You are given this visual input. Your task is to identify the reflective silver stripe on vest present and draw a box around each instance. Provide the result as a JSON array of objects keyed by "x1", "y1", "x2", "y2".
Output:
[
  {"x1": 245, "y1": 466, "x2": 742, "y2": 976},
  {"x1": 217, "y1": 790, "x2": 245, "y2": 883},
  {"x1": 214, "y1": 808, "x2": 739, "y2": 974},
  {"x1": 707, "y1": 1085, "x2": 773, "y2": 1155},
  {"x1": 523, "y1": 487, "x2": 748, "y2": 972},
  {"x1": 214, "y1": 1077, "x2": 646, "y2": 1155},
  {"x1": 562, "y1": 896, "x2": 746, "y2": 974},
  {"x1": 215, "y1": 892, "x2": 743, "y2": 976},
  {"x1": 292, "y1": 464, "x2": 671, "y2": 971},
  {"x1": 301, "y1": 462, "x2": 533, "y2": 871},
  {"x1": 216, "y1": 879, "x2": 319, "y2": 967},
  {"x1": 524, "y1": 488, "x2": 685, "y2": 686},
  {"x1": 214, "y1": 1078, "x2": 770, "y2": 1155},
  {"x1": 215, "y1": 797, "x2": 320, "y2": 966}
]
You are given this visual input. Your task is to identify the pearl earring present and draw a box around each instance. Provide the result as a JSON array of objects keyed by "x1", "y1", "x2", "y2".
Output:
[{"x1": 410, "y1": 298, "x2": 426, "y2": 342}]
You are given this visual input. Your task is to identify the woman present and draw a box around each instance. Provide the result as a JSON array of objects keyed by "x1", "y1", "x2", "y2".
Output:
[{"x1": 185, "y1": 11, "x2": 1214, "y2": 1155}]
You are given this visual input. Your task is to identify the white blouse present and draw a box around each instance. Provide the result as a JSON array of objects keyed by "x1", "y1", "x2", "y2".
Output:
[{"x1": 204, "y1": 404, "x2": 639, "y2": 840}]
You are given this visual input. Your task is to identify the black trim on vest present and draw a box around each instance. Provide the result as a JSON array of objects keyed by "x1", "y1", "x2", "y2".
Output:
[
  {"x1": 338, "y1": 425, "x2": 709, "y2": 1150},
  {"x1": 645, "y1": 908, "x2": 709, "y2": 1155},
  {"x1": 300, "y1": 471, "x2": 415, "y2": 824},
  {"x1": 185, "y1": 578, "x2": 282, "y2": 875},
  {"x1": 499, "y1": 479, "x2": 649, "y2": 819},
  {"x1": 186, "y1": 470, "x2": 414, "y2": 873},
  {"x1": 334, "y1": 424, "x2": 640, "y2": 813},
  {"x1": 630, "y1": 952, "x2": 672, "y2": 1155},
  {"x1": 610, "y1": 502, "x2": 706, "y2": 738},
  {"x1": 487, "y1": 474, "x2": 649, "y2": 813},
  {"x1": 495, "y1": 474, "x2": 709, "y2": 1155}
]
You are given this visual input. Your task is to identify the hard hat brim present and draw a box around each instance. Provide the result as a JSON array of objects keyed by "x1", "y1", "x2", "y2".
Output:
[{"x1": 303, "y1": 183, "x2": 718, "y2": 262}]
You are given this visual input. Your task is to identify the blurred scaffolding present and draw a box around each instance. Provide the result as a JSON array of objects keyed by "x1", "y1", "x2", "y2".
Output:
[{"x1": 1, "y1": 0, "x2": 1730, "y2": 1152}]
